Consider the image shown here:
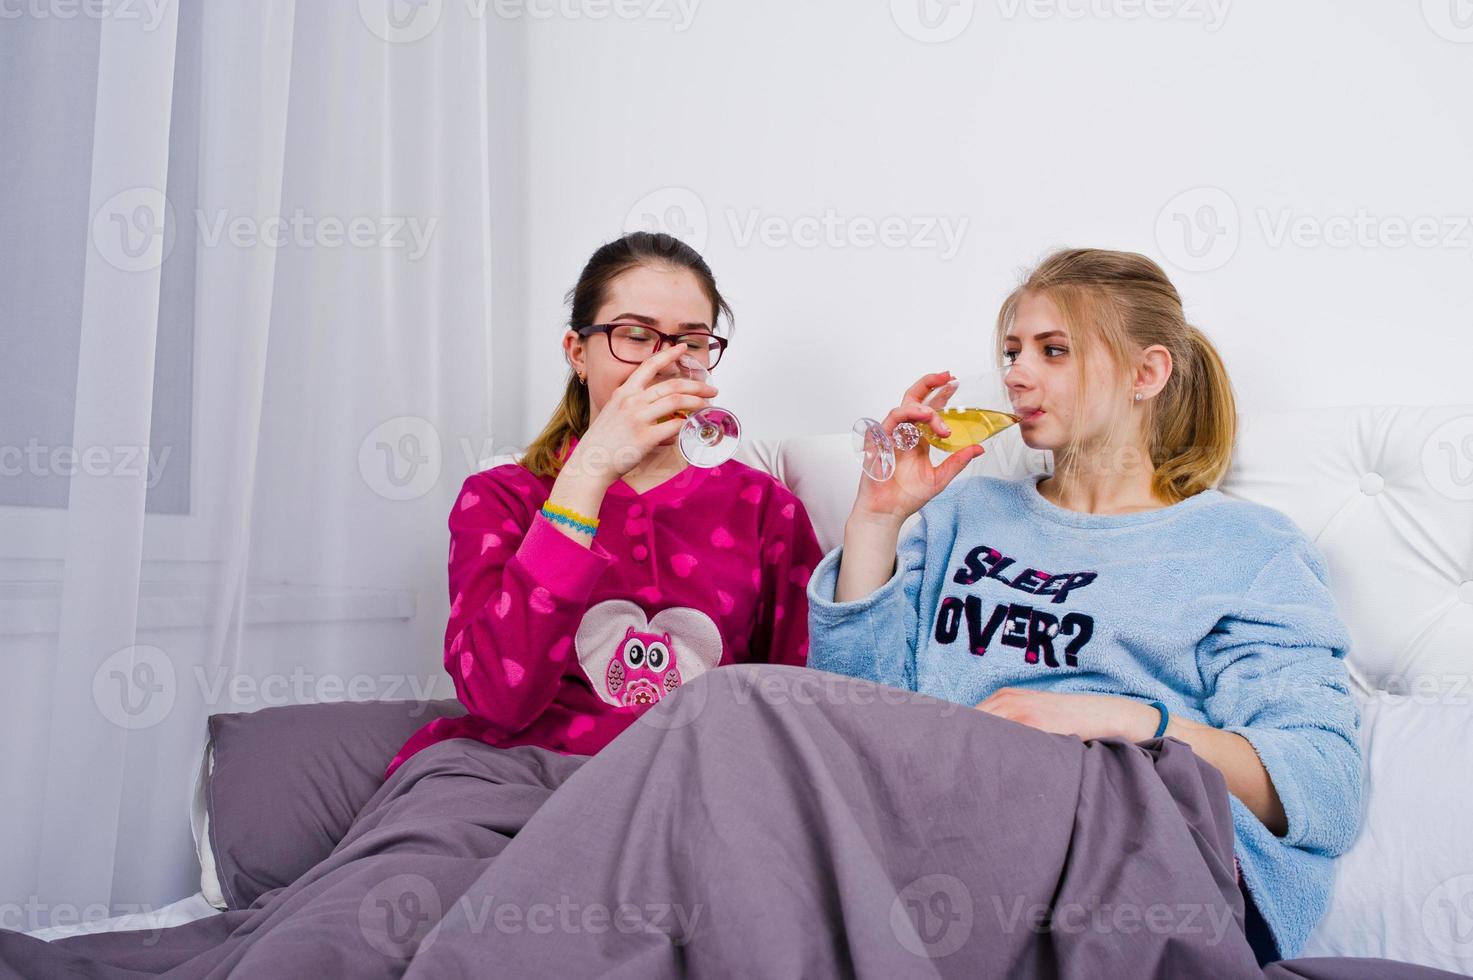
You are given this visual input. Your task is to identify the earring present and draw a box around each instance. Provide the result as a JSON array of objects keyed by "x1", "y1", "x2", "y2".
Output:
[
  {"x1": 577, "y1": 374, "x2": 587, "y2": 385},
  {"x1": 1133, "y1": 392, "x2": 1143, "y2": 402}
]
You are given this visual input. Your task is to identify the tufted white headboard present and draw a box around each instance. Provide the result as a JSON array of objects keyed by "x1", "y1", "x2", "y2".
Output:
[{"x1": 734, "y1": 407, "x2": 1473, "y2": 701}]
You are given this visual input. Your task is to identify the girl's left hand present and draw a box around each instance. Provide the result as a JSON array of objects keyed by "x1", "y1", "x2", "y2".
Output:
[{"x1": 974, "y1": 688, "x2": 1160, "y2": 742}]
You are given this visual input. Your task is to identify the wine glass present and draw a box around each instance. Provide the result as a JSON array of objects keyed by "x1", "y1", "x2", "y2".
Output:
[
  {"x1": 671, "y1": 354, "x2": 741, "y2": 467},
  {"x1": 852, "y1": 369, "x2": 1022, "y2": 481}
]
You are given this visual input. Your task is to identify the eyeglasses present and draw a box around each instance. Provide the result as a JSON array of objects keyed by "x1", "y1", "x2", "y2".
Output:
[{"x1": 577, "y1": 322, "x2": 729, "y2": 371}]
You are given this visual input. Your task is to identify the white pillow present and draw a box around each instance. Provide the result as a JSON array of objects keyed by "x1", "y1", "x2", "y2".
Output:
[
  {"x1": 190, "y1": 743, "x2": 227, "y2": 910},
  {"x1": 1301, "y1": 689, "x2": 1473, "y2": 974}
]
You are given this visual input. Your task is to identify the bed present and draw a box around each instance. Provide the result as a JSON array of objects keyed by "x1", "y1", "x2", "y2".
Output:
[{"x1": 9, "y1": 405, "x2": 1472, "y2": 977}]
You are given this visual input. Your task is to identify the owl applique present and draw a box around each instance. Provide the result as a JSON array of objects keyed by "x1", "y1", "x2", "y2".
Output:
[
  {"x1": 605, "y1": 627, "x2": 680, "y2": 707},
  {"x1": 576, "y1": 600, "x2": 723, "y2": 709}
]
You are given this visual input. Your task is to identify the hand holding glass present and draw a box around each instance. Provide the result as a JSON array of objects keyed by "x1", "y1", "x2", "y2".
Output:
[
  {"x1": 578, "y1": 322, "x2": 740, "y2": 468},
  {"x1": 853, "y1": 369, "x2": 1020, "y2": 481}
]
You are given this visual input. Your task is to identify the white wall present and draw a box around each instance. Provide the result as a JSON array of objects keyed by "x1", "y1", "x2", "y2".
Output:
[{"x1": 513, "y1": 0, "x2": 1473, "y2": 446}]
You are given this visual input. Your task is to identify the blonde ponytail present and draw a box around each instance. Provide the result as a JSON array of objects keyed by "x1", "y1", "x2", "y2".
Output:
[{"x1": 1150, "y1": 323, "x2": 1236, "y2": 502}]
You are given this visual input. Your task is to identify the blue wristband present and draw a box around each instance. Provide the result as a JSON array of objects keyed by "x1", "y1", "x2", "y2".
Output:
[{"x1": 1148, "y1": 700, "x2": 1170, "y2": 739}]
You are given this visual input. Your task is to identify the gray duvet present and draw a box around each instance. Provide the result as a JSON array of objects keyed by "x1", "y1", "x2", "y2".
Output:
[{"x1": 0, "y1": 665, "x2": 1460, "y2": 979}]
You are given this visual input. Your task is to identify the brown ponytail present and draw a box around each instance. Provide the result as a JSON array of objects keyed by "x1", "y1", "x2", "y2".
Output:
[
  {"x1": 520, "y1": 375, "x2": 592, "y2": 479},
  {"x1": 520, "y1": 232, "x2": 733, "y2": 479},
  {"x1": 994, "y1": 248, "x2": 1237, "y2": 504}
]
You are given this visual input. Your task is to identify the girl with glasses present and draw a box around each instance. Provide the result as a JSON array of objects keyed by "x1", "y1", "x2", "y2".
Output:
[{"x1": 388, "y1": 232, "x2": 823, "y2": 777}]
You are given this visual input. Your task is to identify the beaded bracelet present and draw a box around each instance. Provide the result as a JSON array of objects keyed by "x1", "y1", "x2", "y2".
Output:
[{"x1": 541, "y1": 502, "x2": 599, "y2": 536}]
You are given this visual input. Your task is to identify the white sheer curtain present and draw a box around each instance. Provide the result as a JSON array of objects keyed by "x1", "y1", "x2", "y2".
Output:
[{"x1": 1, "y1": 0, "x2": 501, "y2": 924}]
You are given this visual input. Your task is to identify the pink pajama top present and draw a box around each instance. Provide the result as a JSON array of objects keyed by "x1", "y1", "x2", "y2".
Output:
[{"x1": 387, "y1": 449, "x2": 824, "y2": 777}]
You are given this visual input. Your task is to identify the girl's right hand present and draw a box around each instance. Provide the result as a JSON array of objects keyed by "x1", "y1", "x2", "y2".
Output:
[
  {"x1": 565, "y1": 343, "x2": 719, "y2": 486},
  {"x1": 851, "y1": 371, "x2": 985, "y2": 526}
]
